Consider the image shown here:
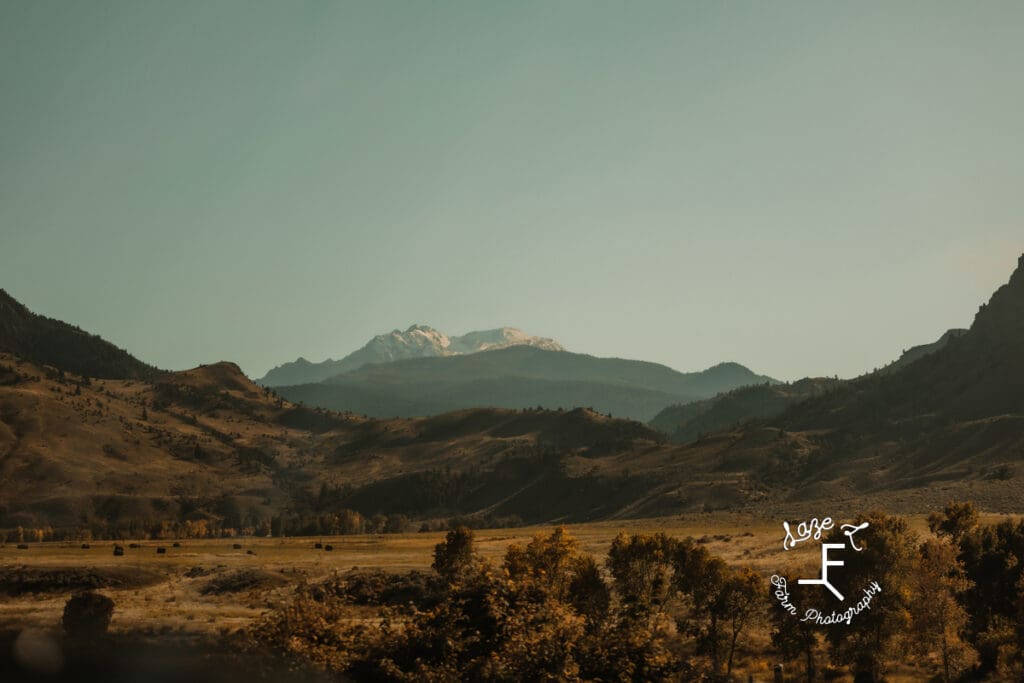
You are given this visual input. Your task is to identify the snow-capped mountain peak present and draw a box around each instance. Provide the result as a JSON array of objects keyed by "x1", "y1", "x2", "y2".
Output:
[
  {"x1": 258, "y1": 325, "x2": 565, "y2": 386},
  {"x1": 370, "y1": 325, "x2": 452, "y2": 361},
  {"x1": 449, "y1": 327, "x2": 563, "y2": 354},
  {"x1": 368, "y1": 325, "x2": 563, "y2": 361}
]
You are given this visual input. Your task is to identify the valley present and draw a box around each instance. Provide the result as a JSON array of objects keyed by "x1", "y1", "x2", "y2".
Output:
[{"x1": 2, "y1": 254, "x2": 1024, "y2": 538}]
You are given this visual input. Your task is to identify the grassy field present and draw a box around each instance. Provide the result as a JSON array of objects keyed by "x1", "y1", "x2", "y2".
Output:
[
  {"x1": 3, "y1": 511, "x2": 1020, "y2": 683},
  {"x1": 0, "y1": 513, "x2": 781, "y2": 635},
  {"x1": 0, "y1": 511, "x2": 983, "y2": 638}
]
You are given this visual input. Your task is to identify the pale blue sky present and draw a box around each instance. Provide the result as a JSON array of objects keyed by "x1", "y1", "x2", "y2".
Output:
[{"x1": 1, "y1": 2, "x2": 1021, "y2": 381}]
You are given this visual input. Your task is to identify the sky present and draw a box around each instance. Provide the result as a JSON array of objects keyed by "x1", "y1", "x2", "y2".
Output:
[{"x1": 1, "y1": 2, "x2": 1022, "y2": 382}]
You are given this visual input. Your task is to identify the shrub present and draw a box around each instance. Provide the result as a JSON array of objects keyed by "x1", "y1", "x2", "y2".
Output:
[
  {"x1": 62, "y1": 592, "x2": 114, "y2": 639},
  {"x1": 200, "y1": 569, "x2": 287, "y2": 595},
  {"x1": 317, "y1": 569, "x2": 443, "y2": 609}
]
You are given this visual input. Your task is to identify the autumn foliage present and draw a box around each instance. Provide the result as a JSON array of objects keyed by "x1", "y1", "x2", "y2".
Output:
[
  {"x1": 244, "y1": 505, "x2": 1024, "y2": 682},
  {"x1": 247, "y1": 526, "x2": 767, "y2": 681}
]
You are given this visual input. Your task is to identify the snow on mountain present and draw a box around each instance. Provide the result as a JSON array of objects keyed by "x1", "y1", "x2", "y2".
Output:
[
  {"x1": 362, "y1": 325, "x2": 563, "y2": 362},
  {"x1": 368, "y1": 325, "x2": 453, "y2": 361},
  {"x1": 258, "y1": 325, "x2": 564, "y2": 386},
  {"x1": 449, "y1": 327, "x2": 563, "y2": 354}
]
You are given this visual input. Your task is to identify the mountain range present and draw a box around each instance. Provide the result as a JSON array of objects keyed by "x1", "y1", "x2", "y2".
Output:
[
  {"x1": 1, "y1": 254, "x2": 1023, "y2": 533},
  {"x1": 276, "y1": 347, "x2": 776, "y2": 422},
  {"x1": 259, "y1": 325, "x2": 563, "y2": 386},
  {"x1": 260, "y1": 325, "x2": 777, "y2": 422},
  {"x1": 648, "y1": 326, "x2": 969, "y2": 443}
]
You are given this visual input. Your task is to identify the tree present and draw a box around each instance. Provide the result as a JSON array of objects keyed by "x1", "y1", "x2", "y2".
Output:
[
  {"x1": 270, "y1": 515, "x2": 285, "y2": 538},
  {"x1": 504, "y1": 527, "x2": 610, "y2": 630},
  {"x1": 908, "y1": 539, "x2": 975, "y2": 681},
  {"x1": 822, "y1": 512, "x2": 917, "y2": 683},
  {"x1": 719, "y1": 567, "x2": 768, "y2": 676},
  {"x1": 504, "y1": 526, "x2": 582, "y2": 601},
  {"x1": 927, "y1": 500, "x2": 979, "y2": 544},
  {"x1": 567, "y1": 555, "x2": 611, "y2": 629},
  {"x1": 771, "y1": 605, "x2": 820, "y2": 683},
  {"x1": 606, "y1": 532, "x2": 677, "y2": 615},
  {"x1": 956, "y1": 518, "x2": 1024, "y2": 674},
  {"x1": 384, "y1": 514, "x2": 410, "y2": 534},
  {"x1": 674, "y1": 546, "x2": 765, "y2": 679},
  {"x1": 432, "y1": 526, "x2": 476, "y2": 580}
]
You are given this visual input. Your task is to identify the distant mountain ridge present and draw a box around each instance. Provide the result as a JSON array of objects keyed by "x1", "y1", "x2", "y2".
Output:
[
  {"x1": 276, "y1": 346, "x2": 778, "y2": 421},
  {"x1": 649, "y1": 376, "x2": 843, "y2": 443},
  {"x1": 649, "y1": 326, "x2": 969, "y2": 443},
  {"x1": 0, "y1": 289, "x2": 159, "y2": 380},
  {"x1": 782, "y1": 253, "x2": 1024, "y2": 431},
  {"x1": 722, "y1": 252, "x2": 1024, "y2": 496},
  {"x1": 259, "y1": 324, "x2": 563, "y2": 386}
]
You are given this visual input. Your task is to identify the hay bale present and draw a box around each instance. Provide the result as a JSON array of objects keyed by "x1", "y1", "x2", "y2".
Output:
[
  {"x1": 324, "y1": 544, "x2": 334, "y2": 552},
  {"x1": 156, "y1": 547, "x2": 166, "y2": 554},
  {"x1": 16, "y1": 544, "x2": 29, "y2": 550},
  {"x1": 232, "y1": 543, "x2": 242, "y2": 550},
  {"x1": 112, "y1": 545, "x2": 124, "y2": 557},
  {"x1": 172, "y1": 542, "x2": 181, "y2": 548},
  {"x1": 80, "y1": 543, "x2": 91, "y2": 549},
  {"x1": 314, "y1": 542, "x2": 323, "y2": 549}
]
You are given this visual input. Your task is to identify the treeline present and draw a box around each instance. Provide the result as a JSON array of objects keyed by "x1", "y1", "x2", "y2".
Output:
[
  {"x1": 0, "y1": 510, "x2": 525, "y2": 543},
  {"x1": 244, "y1": 504, "x2": 1024, "y2": 682},
  {"x1": 0, "y1": 519, "x2": 265, "y2": 543}
]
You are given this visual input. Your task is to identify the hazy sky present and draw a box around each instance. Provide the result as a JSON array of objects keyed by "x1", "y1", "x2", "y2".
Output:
[{"x1": 2, "y1": 2, "x2": 1022, "y2": 381}]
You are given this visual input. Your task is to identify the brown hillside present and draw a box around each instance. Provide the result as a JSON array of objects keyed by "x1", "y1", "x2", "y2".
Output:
[
  {"x1": 678, "y1": 253, "x2": 1024, "y2": 504},
  {"x1": 4, "y1": 256, "x2": 1024, "y2": 535},
  {"x1": 0, "y1": 353, "x2": 703, "y2": 534}
]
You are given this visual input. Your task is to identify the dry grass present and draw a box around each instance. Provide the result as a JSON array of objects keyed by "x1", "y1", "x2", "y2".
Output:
[
  {"x1": 5, "y1": 512, "x2": 1021, "y2": 682},
  {"x1": 0, "y1": 514, "x2": 750, "y2": 635},
  {"x1": 7, "y1": 510, "x2": 1009, "y2": 637}
]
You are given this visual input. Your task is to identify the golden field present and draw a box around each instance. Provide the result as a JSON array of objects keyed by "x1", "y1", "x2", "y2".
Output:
[{"x1": 1, "y1": 511, "x2": 998, "y2": 638}]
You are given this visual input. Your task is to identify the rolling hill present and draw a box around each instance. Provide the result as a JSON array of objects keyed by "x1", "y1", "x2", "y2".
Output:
[
  {"x1": 649, "y1": 377, "x2": 843, "y2": 443},
  {"x1": 0, "y1": 352, "x2": 690, "y2": 533}
]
